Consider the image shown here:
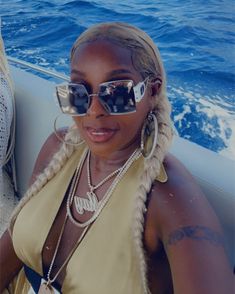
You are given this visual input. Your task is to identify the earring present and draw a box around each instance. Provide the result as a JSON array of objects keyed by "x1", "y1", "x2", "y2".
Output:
[
  {"x1": 53, "y1": 113, "x2": 84, "y2": 146},
  {"x1": 140, "y1": 111, "x2": 158, "y2": 159}
]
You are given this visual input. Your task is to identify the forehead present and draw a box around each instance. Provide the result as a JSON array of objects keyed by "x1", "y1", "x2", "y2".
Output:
[{"x1": 71, "y1": 40, "x2": 140, "y2": 79}]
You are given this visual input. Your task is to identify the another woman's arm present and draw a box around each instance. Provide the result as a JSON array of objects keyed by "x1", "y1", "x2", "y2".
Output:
[{"x1": 145, "y1": 154, "x2": 233, "y2": 294}]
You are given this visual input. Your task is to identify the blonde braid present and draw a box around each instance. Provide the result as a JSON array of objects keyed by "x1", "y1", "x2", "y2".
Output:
[
  {"x1": 133, "y1": 85, "x2": 173, "y2": 293},
  {"x1": 9, "y1": 128, "x2": 81, "y2": 235}
]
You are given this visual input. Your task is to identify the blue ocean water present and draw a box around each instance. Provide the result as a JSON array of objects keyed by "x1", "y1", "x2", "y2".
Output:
[{"x1": 1, "y1": 0, "x2": 235, "y2": 159}]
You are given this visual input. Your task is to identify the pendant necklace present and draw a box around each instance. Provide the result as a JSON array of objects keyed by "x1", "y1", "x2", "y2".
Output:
[
  {"x1": 39, "y1": 148, "x2": 141, "y2": 293},
  {"x1": 73, "y1": 150, "x2": 122, "y2": 214},
  {"x1": 38, "y1": 211, "x2": 89, "y2": 293},
  {"x1": 66, "y1": 148, "x2": 141, "y2": 228},
  {"x1": 39, "y1": 148, "x2": 90, "y2": 293}
]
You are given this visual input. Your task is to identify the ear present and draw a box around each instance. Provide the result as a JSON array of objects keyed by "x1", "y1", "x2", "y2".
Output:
[
  {"x1": 148, "y1": 78, "x2": 162, "y2": 109},
  {"x1": 150, "y1": 78, "x2": 162, "y2": 96}
]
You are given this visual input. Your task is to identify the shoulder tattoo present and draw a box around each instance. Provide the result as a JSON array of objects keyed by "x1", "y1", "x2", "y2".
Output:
[{"x1": 166, "y1": 225, "x2": 224, "y2": 247}]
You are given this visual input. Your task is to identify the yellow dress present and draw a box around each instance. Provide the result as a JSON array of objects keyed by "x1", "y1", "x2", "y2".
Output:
[{"x1": 5, "y1": 146, "x2": 167, "y2": 293}]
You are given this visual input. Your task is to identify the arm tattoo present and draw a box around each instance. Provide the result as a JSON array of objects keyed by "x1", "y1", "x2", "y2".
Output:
[{"x1": 167, "y1": 225, "x2": 224, "y2": 247}]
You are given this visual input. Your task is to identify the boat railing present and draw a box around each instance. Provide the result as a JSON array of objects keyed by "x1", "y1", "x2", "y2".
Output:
[{"x1": 7, "y1": 56, "x2": 69, "y2": 82}]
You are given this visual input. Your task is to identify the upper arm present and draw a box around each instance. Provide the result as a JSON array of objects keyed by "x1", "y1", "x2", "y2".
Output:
[
  {"x1": 0, "y1": 231, "x2": 23, "y2": 291},
  {"x1": 145, "y1": 153, "x2": 234, "y2": 294}
]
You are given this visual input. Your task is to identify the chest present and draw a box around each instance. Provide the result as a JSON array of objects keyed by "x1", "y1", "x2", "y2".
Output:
[
  {"x1": 38, "y1": 173, "x2": 138, "y2": 289},
  {"x1": 13, "y1": 153, "x2": 146, "y2": 293}
]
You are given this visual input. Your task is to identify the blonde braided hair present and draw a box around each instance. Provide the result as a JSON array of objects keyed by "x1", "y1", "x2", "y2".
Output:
[
  {"x1": 10, "y1": 22, "x2": 173, "y2": 293},
  {"x1": 9, "y1": 128, "x2": 81, "y2": 233}
]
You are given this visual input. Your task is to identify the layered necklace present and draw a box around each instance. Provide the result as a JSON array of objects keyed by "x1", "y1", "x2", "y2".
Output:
[
  {"x1": 73, "y1": 151, "x2": 122, "y2": 215},
  {"x1": 67, "y1": 148, "x2": 141, "y2": 228},
  {"x1": 39, "y1": 148, "x2": 141, "y2": 293}
]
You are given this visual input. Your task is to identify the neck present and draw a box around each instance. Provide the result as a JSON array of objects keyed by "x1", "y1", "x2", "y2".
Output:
[{"x1": 89, "y1": 145, "x2": 139, "y2": 173}]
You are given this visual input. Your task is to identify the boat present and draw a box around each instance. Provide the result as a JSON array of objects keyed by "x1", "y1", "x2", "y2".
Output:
[{"x1": 7, "y1": 57, "x2": 235, "y2": 273}]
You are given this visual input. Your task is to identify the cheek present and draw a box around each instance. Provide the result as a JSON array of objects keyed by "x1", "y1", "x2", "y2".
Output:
[
  {"x1": 135, "y1": 98, "x2": 152, "y2": 120},
  {"x1": 72, "y1": 117, "x2": 83, "y2": 132},
  {"x1": 127, "y1": 101, "x2": 151, "y2": 135},
  {"x1": 120, "y1": 112, "x2": 147, "y2": 136}
]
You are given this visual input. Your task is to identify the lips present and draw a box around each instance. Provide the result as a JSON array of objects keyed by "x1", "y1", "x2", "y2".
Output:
[{"x1": 85, "y1": 127, "x2": 117, "y2": 143}]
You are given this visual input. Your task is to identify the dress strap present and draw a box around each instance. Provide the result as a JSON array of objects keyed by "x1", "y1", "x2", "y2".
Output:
[{"x1": 156, "y1": 163, "x2": 168, "y2": 183}]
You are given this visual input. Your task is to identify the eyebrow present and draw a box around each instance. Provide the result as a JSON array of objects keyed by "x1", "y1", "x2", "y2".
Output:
[
  {"x1": 70, "y1": 69, "x2": 85, "y2": 76},
  {"x1": 70, "y1": 68, "x2": 133, "y2": 77},
  {"x1": 108, "y1": 69, "x2": 133, "y2": 76}
]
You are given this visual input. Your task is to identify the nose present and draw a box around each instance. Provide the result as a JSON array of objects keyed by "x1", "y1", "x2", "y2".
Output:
[{"x1": 87, "y1": 94, "x2": 108, "y2": 117}]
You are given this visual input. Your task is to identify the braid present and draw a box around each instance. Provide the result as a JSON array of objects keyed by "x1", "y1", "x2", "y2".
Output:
[
  {"x1": 9, "y1": 128, "x2": 81, "y2": 235},
  {"x1": 133, "y1": 88, "x2": 173, "y2": 293}
]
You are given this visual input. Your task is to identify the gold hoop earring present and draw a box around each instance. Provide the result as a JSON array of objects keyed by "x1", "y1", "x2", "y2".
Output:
[
  {"x1": 53, "y1": 113, "x2": 84, "y2": 146},
  {"x1": 140, "y1": 111, "x2": 158, "y2": 159}
]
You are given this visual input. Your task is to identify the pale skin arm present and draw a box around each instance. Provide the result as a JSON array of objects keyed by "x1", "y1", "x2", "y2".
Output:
[
  {"x1": 0, "y1": 132, "x2": 61, "y2": 292},
  {"x1": 145, "y1": 154, "x2": 234, "y2": 294}
]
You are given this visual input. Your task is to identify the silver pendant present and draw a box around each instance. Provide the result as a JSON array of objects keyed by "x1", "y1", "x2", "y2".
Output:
[
  {"x1": 38, "y1": 282, "x2": 54, "y2": 294},
  {"x1": 74, "y1": 191, "x2": 98, "y2": 214}
]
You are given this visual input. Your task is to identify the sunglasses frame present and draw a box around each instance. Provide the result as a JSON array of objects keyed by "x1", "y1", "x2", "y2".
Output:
[{"x1": 55, "y1": 77, "x2": 150, "y2": 116}]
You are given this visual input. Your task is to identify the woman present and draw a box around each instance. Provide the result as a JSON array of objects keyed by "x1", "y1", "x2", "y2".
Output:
[
  {"x1": 0, "y1": 22, "x2": 233, "y2": 294},
  {"x1": 0, "y1": 33, "x2": 17, "y2": 236}
]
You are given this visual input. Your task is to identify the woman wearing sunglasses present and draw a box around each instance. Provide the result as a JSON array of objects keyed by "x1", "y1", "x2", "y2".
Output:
[{"x1": 0, "y1": 22, "x2": 233, "y2": 294}]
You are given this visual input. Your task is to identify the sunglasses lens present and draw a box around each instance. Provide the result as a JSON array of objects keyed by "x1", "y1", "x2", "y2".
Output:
[
  {"x1": 99, "y1": 81, "x2": 136, "y2": 114},
  {"x1": 56, "y1": 84, "x2": 89, "y2": 115},
  {"x1": 69, "y1": 84, "x2": 89, "y2": 114}
]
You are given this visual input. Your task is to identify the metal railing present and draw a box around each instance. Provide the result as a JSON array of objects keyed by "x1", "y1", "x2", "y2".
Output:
[{"x1": 7, "y1": 56, "x2": 69, "y2": 82}]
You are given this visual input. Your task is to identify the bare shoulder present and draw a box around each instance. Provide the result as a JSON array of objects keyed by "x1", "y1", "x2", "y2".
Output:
[
  {"x1": 144, "y1": 153, "x2": 233, "y2": 293},
  {"x1": 145, "y1": 153, "x2": 221, "y2": 247},
  {"x1": 29, "y1": 129, "x2": 66, "y2": 185}
]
